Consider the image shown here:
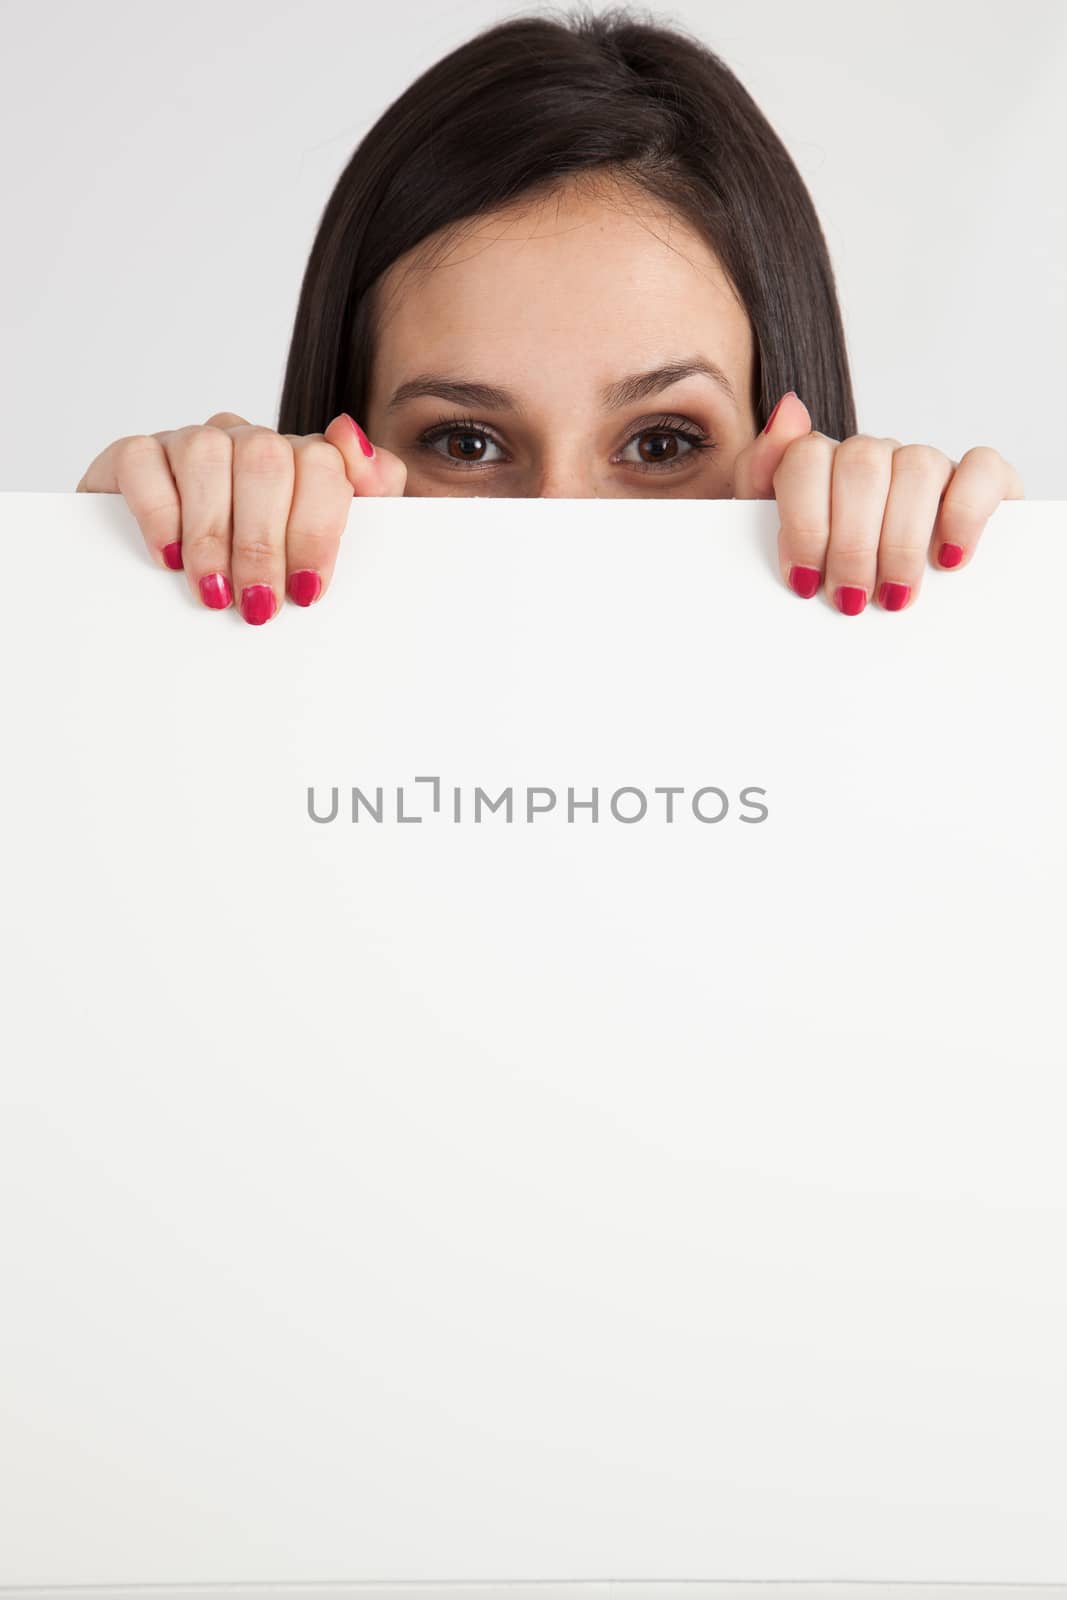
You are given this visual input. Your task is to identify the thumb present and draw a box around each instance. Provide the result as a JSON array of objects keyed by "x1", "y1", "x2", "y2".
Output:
[
  {"x1": 732, "y1": 391, "x2": 812, "y2": 499},
  {"x1": 324, "y1": 412, "x2": 408, "y2": 496}
]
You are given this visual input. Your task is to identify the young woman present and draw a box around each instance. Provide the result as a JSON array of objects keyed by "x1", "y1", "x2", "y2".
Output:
[{"x1": 76, "y1": 5, "x2": 1023, "y2": 624}]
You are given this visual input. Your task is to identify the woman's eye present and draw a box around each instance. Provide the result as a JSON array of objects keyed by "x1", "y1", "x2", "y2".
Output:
[
  {"x1": 419, "y1": 423, "x2": 507, "y2": 467},
  {"x1": 616, "y1": 427, "x2": 708, "y2": 469}
]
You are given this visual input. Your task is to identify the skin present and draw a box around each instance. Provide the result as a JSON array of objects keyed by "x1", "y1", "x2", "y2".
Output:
[{"x1": 77, "y1": 172, "x2": 1024, "y2": 622}]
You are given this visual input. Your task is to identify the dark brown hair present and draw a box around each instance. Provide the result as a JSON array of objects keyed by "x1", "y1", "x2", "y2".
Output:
[{"x1": 278, "y1": 4, "x2": 857, "y2": 443}]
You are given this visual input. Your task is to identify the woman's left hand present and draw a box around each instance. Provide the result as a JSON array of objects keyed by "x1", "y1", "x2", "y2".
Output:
[{"x1": 732, "y1": 391, "x2": 1025, "y2": 613}]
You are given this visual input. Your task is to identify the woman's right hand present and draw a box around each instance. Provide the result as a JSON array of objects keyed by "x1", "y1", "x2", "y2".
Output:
[{"x1": 75, "y1": 412, "x2": 407, "y2": 623}]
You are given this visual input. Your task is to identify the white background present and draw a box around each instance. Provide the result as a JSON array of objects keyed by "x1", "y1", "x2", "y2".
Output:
[
  {"x1": 0, "y1": 0, "x2": 1064, "y2": 493},
  {"x1": 1, "y1": 495, "x2": 1064, "y2": 1585}
]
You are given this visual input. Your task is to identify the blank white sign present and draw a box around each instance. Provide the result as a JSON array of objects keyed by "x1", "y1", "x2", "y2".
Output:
[{"x1": 1, "y1": 492, "x2": 1065, "y2": 1587}]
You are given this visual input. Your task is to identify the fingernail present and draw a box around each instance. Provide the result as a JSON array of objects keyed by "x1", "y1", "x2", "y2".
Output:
[
  {"x1": 199, "y1": 572, "x2": 232, "y2": 609},
  {"x1": 343, "y1": 414, "x2": 375, "y2": 458},
  {"x1": 834, "y1": 585, "x2": 867, "y2": 615},
  {"x1": 878, "y1": 581, "x2": 911, "y2": 611},
  {"x1": 287, "y1": 569, "x2": 322, "y2": 606},
  {"x1": 788, "y1": 564, "x2": 821, "y2": 599},
  {"x1": 240, "y1": 584, "x2": 276, "y2": 625},
  {"x1": 162, "y1": 542, "x2": 183, "y2": 570},
  {"x1": 938, "y1": 543, "x2": 964, "y2": 568},
  {"x1": 763, "y1": 391, "x2": 796, "y2": 434}
]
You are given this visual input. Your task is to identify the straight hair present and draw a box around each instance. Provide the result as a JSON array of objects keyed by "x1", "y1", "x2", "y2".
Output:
[{"x1": 278, "y1": 4, "x2": 857, "y2": 444}]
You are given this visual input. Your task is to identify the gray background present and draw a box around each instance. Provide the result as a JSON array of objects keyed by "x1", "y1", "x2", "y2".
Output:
[{"x1": 1, "y1": 0, "x2": 1064, "y2": 493}]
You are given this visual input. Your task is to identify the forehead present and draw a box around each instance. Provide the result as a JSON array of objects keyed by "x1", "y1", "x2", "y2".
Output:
[{"x1": 370, "y1": 176, "x2": 752, "y2": 386}]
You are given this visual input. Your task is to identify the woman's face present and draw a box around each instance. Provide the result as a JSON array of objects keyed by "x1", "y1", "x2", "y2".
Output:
[{"x1": 363, "y1": 178, "x2": 758, "y2": 497}]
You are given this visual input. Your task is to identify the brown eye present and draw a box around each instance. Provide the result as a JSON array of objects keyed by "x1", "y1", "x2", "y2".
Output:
[
  {"x1": 418, "y1": 421, "x2": 508, "y2": 467},
  {"x1": 617, "y1": 422, "x2": 711, "y2": 471},
  {"x1": 447, "y1": 431, "x2": 487, "y2": 461},
  {"x1": 637, "y1": 431, "x2": 680, "y2": 463}
]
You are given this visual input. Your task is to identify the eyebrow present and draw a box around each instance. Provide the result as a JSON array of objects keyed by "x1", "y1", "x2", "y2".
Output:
[{"x1": 385, "y1": 355, "x2": 738, "y2": 414}]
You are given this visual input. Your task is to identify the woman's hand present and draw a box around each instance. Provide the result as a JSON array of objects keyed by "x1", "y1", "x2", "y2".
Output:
[
  {"x1": 732, "y1": 392, "x2": 1025, "y2": 613},
  {"x1": 75, "y1": 413, "x2": 407, "y2": 624}
]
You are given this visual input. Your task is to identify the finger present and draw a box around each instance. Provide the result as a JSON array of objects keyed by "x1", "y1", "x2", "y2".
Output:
[
  {"x1": 76, "y1": 434, "x2": 188, "y2": 571},
  {"x1": 322, "y1": 413, "x2": 408, "y2": 498},
  {"x1": 771, "y1": 432, "x2": 836, "y2": 599},
  {"x1": 230, "y1": 426, "x2": 296, "y2": 625},
  {"x1": 823, "y1": 435, "x2": 897, "y2": 615},
  {"x1": 930, "y1": 447, "x2": 1026, "y2": 572},
  {"x1": 732, "y1": 391, "x2": 814, "y2": 499},
  {"x1": 870, "y1": 444, "x2": 955, "y2": 611},
  {"x1": 161, "y1": 425, "x2": 237, "y2": 607},
  {"x1": 203, "y1": 411, "x2": 251, "y2": 429},
  {"x1": 281, "y1": 434, "x2": 355, "y2": 606}
]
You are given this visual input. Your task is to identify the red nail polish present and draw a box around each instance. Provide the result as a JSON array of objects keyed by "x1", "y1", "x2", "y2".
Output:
[
  {"x1": 343, "y1": 414, "x2": 375, "y2": 457},
  {"x1": 788, "y1": 564, "x2": 821, "y2": 599},
  {"x1": 240, "y1": 584, "x2": 276, "y2": 625},
  {"x1": 938, "y1": 543, "x2": 964, "y2": 568},
  {"x1": 199, "y1": 572, "x2": 232, "y2": 609},
  {"x1": 162, "y1": 542, "x2": 183, "y2": 570},
  {"x1": 878, "y1": 581, "x2": 911, "y2": 611},
  {"x1": 763, "y1": 391, "x2": 798, "y2": 433},
  {"x1": 834, "y1": 585, "x2": 867, "y2": 615},
  {"x1": 287, "y1": 569, "x2": 322, "y2": 606}
]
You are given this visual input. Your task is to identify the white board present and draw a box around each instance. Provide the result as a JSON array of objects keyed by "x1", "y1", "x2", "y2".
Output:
[{"x1": 1, "y1": 492, "x2": 1065, "y2": 1589}]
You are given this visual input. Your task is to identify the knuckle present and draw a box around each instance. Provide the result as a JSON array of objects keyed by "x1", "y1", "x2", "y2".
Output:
[
  {"x1": 940, "y1": 493, "x2": 989, "y2": 524},
  {"x1": 183, "y1": 525, "x2": 229, "y2": 554},
  {"x1": 780, "y1": 522, "x2": 828, "y2": 545},
  {"x1": 203, "y1": 411, "x2": 246, "y2": 429},
  {"x1": 113, "y1": 433, "x2": 162, "y2": 466},
  {"x1": 771, "y1": 439, "x2": 830, "y2": 491},
  {"x1": 837, "y1": 434, "x2": 892, "y2": 473},
  {"x1": 830, "y1": 537, "x2": 879, "y2": 558},
  {"x1": 959, "y1": 445, "x2": 1002, "y2": 467},
  {"x1": 289, "y1": 521, "x2": 343, "y2": 552},
  {"x1": 176, "y1": 425, "x2": 234, "y2": 472},
  {"x1": 137, "y1": 498, "x2": 181, "y2": 539},
  {"x1": 296, "y1": 438, "x2": 346, "y2": 476},
  {"x1": 892, "y1": 443, "x2": 949, "y2": 477},
  {"x1": 781, "y1": 431, "x2": 834, "y2": 463},
  {"x1": 235, "y1": 428, "x2": 293, "y2": 477},
  {"x1": 232, "y1": 534, "x2": 281, "y2": 565},
  {"x1": 877, "y1": 538, "x2": 925, "y2": 558}
]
